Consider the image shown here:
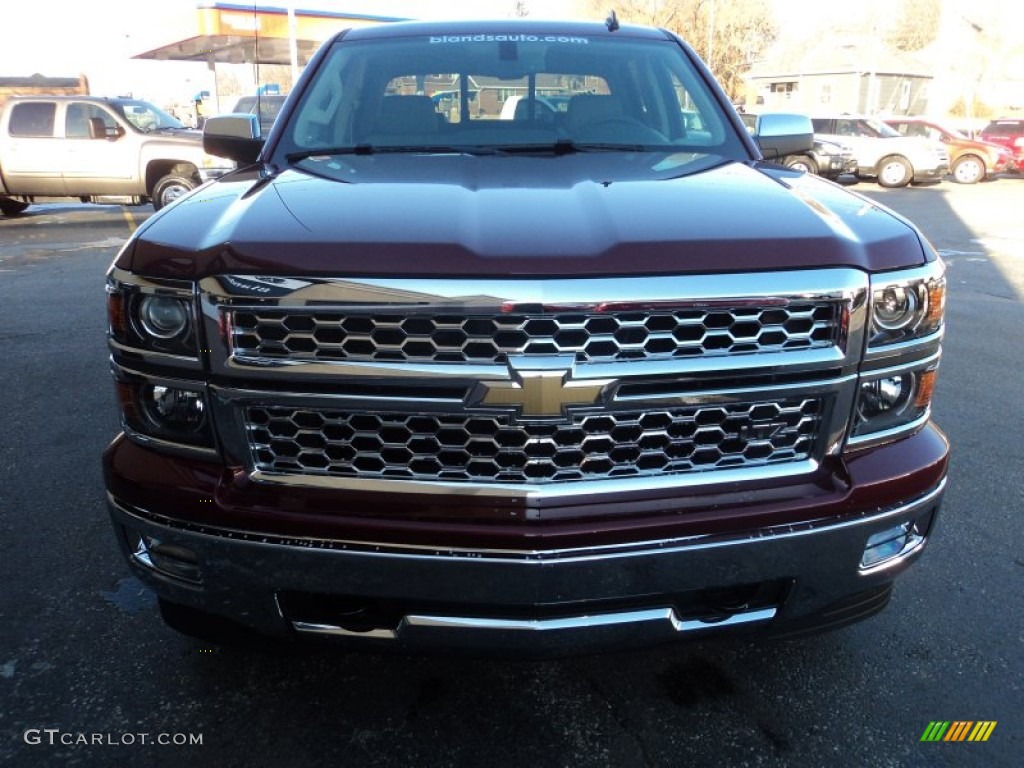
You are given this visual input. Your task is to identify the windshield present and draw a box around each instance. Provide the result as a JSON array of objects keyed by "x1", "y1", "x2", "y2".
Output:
[
  {"x1": 112, "y1": 99, "x2": 186, "y2": 132},
  {"x1": 864, "y1": 118, "x2": 900, "y2": 138},
  {"x1": 934, "y1": 123, "x2": 967, "y2": 139},
  {"x1": 276, "y1": 31, "x2": 746, "y2": 163}
]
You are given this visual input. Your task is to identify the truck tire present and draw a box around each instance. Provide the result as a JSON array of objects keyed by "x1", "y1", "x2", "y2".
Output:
[
  {"x1": 951, "y1": 154, "x2": 985, "y2": 184},
  {"x1": 152, "y1": 173, "x2": 199, "y2": 210},
  {"x1": 876, "y1": 155, "x2": 912, "y2": 188},
  {"x1": 0, "y1": 197, "x2": 29, "y2": 215},
  {"x1": 784, "y1": 154, "x2": 818, "y2": 175}
]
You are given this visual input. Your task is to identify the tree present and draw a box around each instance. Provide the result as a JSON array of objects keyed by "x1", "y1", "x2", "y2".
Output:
[
  {"x1": 512, "y1": 0, "x2": 530, "y2": 17},
  {"x1": 584, "y1": 0, "x2": 777, "y2": 101},
  {"x1": 884, "y1": 0, "x2": 942, "y2": 52}
]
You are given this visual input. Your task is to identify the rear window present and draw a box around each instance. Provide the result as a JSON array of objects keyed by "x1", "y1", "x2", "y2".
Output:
[
  {"x1": 8, "y1": 102, "x2": 56, "y2": 137},
  {"x1": 983, "y1": 120, "x2": 1024, "y2": 136}
]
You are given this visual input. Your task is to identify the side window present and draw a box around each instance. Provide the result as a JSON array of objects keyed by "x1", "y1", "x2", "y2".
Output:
[
  {"x1": 811, "y1": 118, "x2": 832, "y2": 133},
  {"x1": 66, "y1": 103, "x2": 90, "y2": 138},
  {"x1": 855, "y1": 120, "x2": 880, "y2": 137},
  {"x1": 65, "y1": 103, "x2": 117, "y2": 138},
  {"x1": 9, "y1": 102, "x2": 57, "y2": 137}
]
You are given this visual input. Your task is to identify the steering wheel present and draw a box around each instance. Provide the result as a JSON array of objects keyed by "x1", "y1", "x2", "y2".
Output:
[{"x1": 577, "y1": 117, "x2": 667, "y2": 143}]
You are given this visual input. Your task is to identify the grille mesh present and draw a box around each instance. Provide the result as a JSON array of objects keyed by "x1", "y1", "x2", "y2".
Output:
[
  {"x1": 230, "y1": 303, "x2": 840, "y2": 364},
  {"x1": 246, "y1": 398, "x2": 823, "y2": 484}
]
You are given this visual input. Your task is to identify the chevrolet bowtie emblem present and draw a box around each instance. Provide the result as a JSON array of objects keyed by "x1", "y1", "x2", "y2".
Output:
[{"x1": 475, "y1": 362, "x2": 613, "y2": 418}]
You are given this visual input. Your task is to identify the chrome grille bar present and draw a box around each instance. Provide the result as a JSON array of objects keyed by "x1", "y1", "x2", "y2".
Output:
[
  {"x1": 245, "y1": 397, "x2": 824, "y2": 484},
  {"x1": 229, "y1": 302, "x2": 841, "y2": 364}
]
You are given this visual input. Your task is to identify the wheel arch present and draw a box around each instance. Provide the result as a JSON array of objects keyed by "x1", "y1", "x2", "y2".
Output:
[{"x1": 145, "y1": 161, "x2": 199, "y2": 198}]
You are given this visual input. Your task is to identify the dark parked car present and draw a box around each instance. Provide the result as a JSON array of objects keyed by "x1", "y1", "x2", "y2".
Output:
[
  {"x1": 105, "y1": 19, "x2": 947, "y2": 656},
  {"x1": 979, "y1": 117, "x2": 1024, "y2": 171},
  {"x1": 742, "y1": 113, "x2": 856, "y2": 180},
  {"x1": 885, "y1": 117, "x2": 1013, "y2": 183}
]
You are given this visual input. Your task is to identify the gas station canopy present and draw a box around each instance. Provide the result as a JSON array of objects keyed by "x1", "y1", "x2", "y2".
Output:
[{"x1": 132, "y1": 2, "x2": 405, "y2": 66}]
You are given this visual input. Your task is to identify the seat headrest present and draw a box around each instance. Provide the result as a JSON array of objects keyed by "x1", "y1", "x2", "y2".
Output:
[{"x1": 375, "y1": 95, "x2": 439, "y2": 135}]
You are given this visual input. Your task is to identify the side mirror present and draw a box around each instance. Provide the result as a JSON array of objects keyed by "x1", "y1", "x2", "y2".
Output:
[
  {"x1": 203, "y1": 114, "x2": 264, "y2": 164},
  {"x1": 752, "y1": 113, "x2": 814, "y2": 159},
  {"x1": 88, "y1": 117, "x2": 109, "y2": 140}
]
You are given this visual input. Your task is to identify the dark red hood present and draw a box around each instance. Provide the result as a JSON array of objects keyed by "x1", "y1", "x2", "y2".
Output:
[{"x1": 120, "y1": 155, "x2": 930, "y2": 279}]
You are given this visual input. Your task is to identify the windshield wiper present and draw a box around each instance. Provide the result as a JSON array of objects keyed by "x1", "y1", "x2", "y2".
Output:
[
  {"x1": 494, "y1": 139, "x2": 656, "y2": 155},
  {"x1": 286, "y1": 144, "x2": 506, "y2": 163}
]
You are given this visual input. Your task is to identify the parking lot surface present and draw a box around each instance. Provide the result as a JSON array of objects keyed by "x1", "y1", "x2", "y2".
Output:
[{"x1": 1, "y1": 178, "x2": 1021, "y2": 767}]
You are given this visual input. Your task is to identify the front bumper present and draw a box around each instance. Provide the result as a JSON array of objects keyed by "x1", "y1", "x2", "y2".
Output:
[{"x1": 105, "y1": 425, "x2": 949, "y2": 655}]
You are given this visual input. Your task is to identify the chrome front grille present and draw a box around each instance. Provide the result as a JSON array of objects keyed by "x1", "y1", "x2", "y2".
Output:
[
  {"x1": 246, "y1": 398, "x2": 823, "y2": 484},
  {"x1": 203, "y1": 272, "x2": 867, "y2": 490},
  {"x1": 229, "y1": 302, "x2": 841, "y2": 364}
]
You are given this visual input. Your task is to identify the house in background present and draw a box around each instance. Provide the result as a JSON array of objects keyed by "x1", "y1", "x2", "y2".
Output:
[{"x1": 743, "y1": 41, "x2": 933, "y2": 116}]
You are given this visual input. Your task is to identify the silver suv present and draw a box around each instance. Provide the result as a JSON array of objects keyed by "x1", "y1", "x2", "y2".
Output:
[{"x1": 811, "y1": 115, "x2": 949, "y2": 187}]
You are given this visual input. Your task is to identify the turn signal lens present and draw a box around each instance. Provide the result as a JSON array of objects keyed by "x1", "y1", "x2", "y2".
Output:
[
  {"x1": 914, "y1": 369, "x2": 937, "y2": 409},
  {"x1": 924, "y1": 279, "x2": 945, "y2": 331},
  {"x1": 107, "y1": 289, "x2": 128, "y2": 340}
]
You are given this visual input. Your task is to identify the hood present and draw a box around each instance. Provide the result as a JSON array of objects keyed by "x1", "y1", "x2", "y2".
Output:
[{"x1": 123, "y1": 154, "x2": 929, "y2": 279}]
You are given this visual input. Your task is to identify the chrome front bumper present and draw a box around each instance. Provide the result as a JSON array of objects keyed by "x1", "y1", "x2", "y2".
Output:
[{"x1": 109, "y1": 478, "x2": 944, "y2": 655}]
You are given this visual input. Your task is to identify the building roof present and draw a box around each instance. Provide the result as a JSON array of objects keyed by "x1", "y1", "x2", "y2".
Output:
[
  {"x1": 131, "y1": 2, "x2": 406, "y2": 66},
  {"x1": 748, "y1": 38, "x2": 934, "y2": 80},
  {"x1": 0, "y1": 74, "x2": 85, "y2": 88}
]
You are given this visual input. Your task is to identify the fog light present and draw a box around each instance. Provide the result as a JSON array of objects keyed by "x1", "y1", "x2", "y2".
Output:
[
  {"x1": 138, "y1": 295, "x2": 189, "y2": 339},
  {"x1": 147, "y1": 385, "x2": 205, "y2": 426},
  {"x1": 130, "y1": 531, "x2": 202, "y2": 584},
  {"x1": 860, "y1": 521, "x2": 924, "y2": 570},
  {"x1": 857, "y1": 374, "x2": 913, "y2": 420}
]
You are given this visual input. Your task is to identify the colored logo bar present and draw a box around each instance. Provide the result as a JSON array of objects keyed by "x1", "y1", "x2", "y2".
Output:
[{"x1": 920, "y1": 721, "x2": 997, "y2": 742}]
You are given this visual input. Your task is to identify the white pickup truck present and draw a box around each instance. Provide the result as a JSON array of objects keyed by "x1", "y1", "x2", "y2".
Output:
[{"x1": 0, "y1": 95, "x2": 233, "y2": 215}]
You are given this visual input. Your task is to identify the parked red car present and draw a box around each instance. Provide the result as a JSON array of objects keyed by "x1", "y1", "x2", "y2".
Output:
[
  {"x1": 885, "y1": 117, "x2": 1013, "y2": 183},
  {"x1": 979, "y1": 117, "x2": 1024, "y2": 171}
]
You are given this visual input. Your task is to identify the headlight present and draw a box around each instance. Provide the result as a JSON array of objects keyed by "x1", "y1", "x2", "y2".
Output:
[
  {"x1": 852, "y1": 260, "x2": 944, "y2": 449},
  {"x1": 107, "y1": 268, "x2": 209, "y2": 455},
  {"x1": 873, "y1": 285, "x2": 919, "y2": 331},
  {"x1": 107, "y1": 274, "x2": 198, "y2": 357},
  {"x1": 139, "y1": 296, "x2": 190, "y2": 339},
  {"x1": 869, "y1": 267, "x2": 944, "y2": 346}
]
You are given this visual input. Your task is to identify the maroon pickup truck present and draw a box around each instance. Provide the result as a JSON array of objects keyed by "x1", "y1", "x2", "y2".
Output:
[{"x1": 104, "y1": 19, "x2": 948, "y2": 655}]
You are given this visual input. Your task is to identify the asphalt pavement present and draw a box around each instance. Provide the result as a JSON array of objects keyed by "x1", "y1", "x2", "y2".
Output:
[{"x1": 0, "y1": 181, "x2": 1021, "y2": 767}]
